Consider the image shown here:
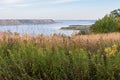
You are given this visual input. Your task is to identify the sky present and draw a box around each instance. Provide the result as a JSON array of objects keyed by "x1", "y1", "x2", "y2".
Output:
[{"x1": 0, "y1": 0, "x2": 120, "y2": 20}]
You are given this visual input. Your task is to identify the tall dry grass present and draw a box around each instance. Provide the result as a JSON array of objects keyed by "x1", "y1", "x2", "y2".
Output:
[
  {"x1": 0, "y1": 32, "x2": 120, "y2": 80},
  {"x1": 0, "y1": 32, "x2": 120, "y2": 54}
]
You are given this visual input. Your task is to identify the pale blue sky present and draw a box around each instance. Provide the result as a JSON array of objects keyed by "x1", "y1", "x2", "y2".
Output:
[{"x1": 0, "y1": 0, "x2": 120, "y2": 20}]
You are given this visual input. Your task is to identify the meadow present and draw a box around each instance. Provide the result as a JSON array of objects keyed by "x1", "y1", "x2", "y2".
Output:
[{"x1": 0, "y1": 32, "x2": 120, "y2": 80}]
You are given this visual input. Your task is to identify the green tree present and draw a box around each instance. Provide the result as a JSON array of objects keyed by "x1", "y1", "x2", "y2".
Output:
[
  {"x1": 115, "y1": 17, "x2": 120, "y2": 31},
  {"x1": 111, "y1": 9, "x2": 120, "y2": 18},
  {"x1": 90, "y1": 8, "x2": 120, "y2": 33},
  {"x1": 90, "y1": 14, "x2": 117, "y2": 33}
]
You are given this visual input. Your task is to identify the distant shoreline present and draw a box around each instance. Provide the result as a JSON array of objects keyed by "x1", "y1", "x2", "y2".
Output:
[{"x1": 0, "y1": 19, "x2": 56, "y2": 26}]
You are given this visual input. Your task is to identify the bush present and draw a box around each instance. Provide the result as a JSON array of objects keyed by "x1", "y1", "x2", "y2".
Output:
[
  {"x1": 90, "y1": 14, "x2": 118, "y2": 33},
  {"x1": 1, "y1": 33, "x2": 120, "y2": 80},
  {"x1": 116, "y1": 17, "x2": 120, "y2": 31},
  {"x1": 90, "y1": 9, "x2": 120, "y2": 33},
  {"x1": 1, "y1": 34, "x2": 120, "y2": 80}
]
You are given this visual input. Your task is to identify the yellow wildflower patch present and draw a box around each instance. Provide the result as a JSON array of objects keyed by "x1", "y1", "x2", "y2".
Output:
[{"x1": 104, "y1": 44, "x2": 118, "y2": 57}]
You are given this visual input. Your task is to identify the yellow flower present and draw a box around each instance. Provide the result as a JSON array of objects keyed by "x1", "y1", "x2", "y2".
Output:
[
  {"x1": 104, "y1": 47, "x2": 111, "y2": 53},
  {"x1": 104, "y1": 44, "x2": 118, "y2": 57},
  {"x1": 112, "y1": 44, "x2": 117, "y2": 51},
  {"x1": 109, "y1": 50, "x2": 115, "y2": 57}
]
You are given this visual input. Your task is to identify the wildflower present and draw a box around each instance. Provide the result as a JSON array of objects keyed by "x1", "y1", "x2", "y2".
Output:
[
  {"x1": 104, "y1": 47, "x2": 111, "y2": 53},
  {"x1": 104, "y1": 44, "x2": 118, "y2": 57},
  {"x1": 109, "y1": 50, "x2": 115, "y2": 57},
  {"x1": 111, "y1": 44, "x2": 117, "y2": 52}
]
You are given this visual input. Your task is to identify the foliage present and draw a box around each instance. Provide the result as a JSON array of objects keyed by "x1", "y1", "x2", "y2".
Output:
[
  {"x1": 90, "y1": 14, "x2": 117, "y2": 33},
  {"x1": 90, "y1": 9, "x2": 120, "y2": 33},
  {"x1": 111, "y1": 9, "x2": 120, "y2": 31},
  {"x1": 0, "y1": 33, "x2": 120, "y2": 80},
  {"x1": 104, "y1": 44, "x2": 117, "y2": 57},
  {"x1": 111, "y1": 9, "x2": 120, "y2": 18},
  {"x1": 115, "y1": 17, "x2": 120, "y2": 31}
]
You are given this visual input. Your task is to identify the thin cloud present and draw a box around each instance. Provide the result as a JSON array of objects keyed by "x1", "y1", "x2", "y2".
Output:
[
  {"x1": 0, "y1": 0, "x2": 31, "y2": 9},
  {"x1": 0, "y1": 8, "x2": 5, "y2": 10},
  {"x1": 0, "y1": 0, "x2": 79, "y2": 9},
  {"x1": 52, "y1": 0, "x2": 79, "y2": 4},
  {"x1": 13, "y1": 3, "x2": 31, "y2": 7},
  {"x1": 0, "y1": 0, "x2": 20, "y2": 4}
]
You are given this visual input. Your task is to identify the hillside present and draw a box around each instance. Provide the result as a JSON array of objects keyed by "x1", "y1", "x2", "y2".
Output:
[{"x1": 0, "y1": 19, "x2": 56, "y2": 26}]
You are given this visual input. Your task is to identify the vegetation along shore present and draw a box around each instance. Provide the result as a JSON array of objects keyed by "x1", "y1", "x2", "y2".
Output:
[
  {"x1": 0, "y1": 9, "x2": 120, "y2": 80},
  {"x1": 0, "y1": 32, "x2": 120, "y2": 80}
]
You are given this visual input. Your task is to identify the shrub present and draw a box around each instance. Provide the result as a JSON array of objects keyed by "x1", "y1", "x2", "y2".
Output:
[
  {"x1": 90, "y1": 9, "x2": 120, "y2": 33},
  {"x1": 0, "y1": 34, "x2": 120, "y2": 80},
  {"x1": 90, "y1": 14, "x2": 117, "y2": 33},
  {"x1": 115, "y1": 17, "x2": 120, "y2": 31}
]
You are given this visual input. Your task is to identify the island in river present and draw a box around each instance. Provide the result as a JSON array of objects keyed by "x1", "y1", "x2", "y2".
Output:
[
  {"x1": 60, "y1": 25, "x2": 90, "y2": 30},
  {"x1": 0, "y1": 19, "x2": 56, "y2": 26},
  {"x1": 60, "y1": 25, "x2": 91, "y2": 34}
]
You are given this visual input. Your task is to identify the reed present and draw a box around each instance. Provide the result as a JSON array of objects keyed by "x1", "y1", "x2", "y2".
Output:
[{"x1": 0, "y1": 32, "x2": 120, "y2": 80}]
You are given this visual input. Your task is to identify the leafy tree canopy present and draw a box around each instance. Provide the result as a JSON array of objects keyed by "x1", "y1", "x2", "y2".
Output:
[{"x1": 90, "y1": 8, "x2": 120, "y2": 33}]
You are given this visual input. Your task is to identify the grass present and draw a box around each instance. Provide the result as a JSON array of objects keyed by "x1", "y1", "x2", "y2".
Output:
[{"x1": 0, "y1": 32, "x2": 120, "y2": 80}]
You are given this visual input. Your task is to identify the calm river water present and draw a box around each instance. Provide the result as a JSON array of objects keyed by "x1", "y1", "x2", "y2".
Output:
[{"x1": 0, "y1": 20, "x2": 95, "y2": 36}]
